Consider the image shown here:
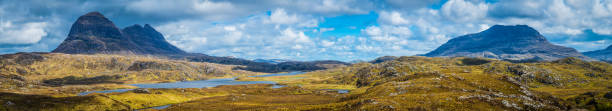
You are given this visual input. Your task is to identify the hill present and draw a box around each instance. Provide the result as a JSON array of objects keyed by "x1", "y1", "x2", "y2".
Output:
[
  {"x1": 584, "y1": 45, "x2": 612, "y2": 62},
  {"x1": 52, "y1": 12, "x2": 185, "y2": 55},
  {"x1": 424, "y1": 25, "x2": 589, "y2": 61},
  {"x1": 50, "y1": 12, "x2": 347, "y2": 73},
  {"x1": 231, "y1": 56, "x2": 612, "y2": 110}
]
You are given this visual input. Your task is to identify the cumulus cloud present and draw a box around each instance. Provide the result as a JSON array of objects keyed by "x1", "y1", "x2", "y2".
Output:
[
  {"x1": 441, "y1": 0, "x2": 489, "y2": 22},
  {"x1": 265, "y1": 8, "x2": 300, "y2": 25},
  {"x1": 127, "y1": 0, "x2": 243, "y2": 21},
  {"x1": 383, "y1": 0, "x2": 441, "y2": 10},
  {"x1": 320, "y1": 40, "x2": 335, "y2": 47},
  {"x1": 276, "y1": 28, "x2": 313, "y2": 44},
  {"x1": 3, "y1": 0, "x2": 612, "y2": 61},
  {"x1": 0, "y1": 21, "x2": 48, "y2": 44},
  {"x1": 378, "y1": 11, "x2": 410, "y2": 25},
  {"x1": 288, "y1": 0, "x2": 371, "y2": 15}
]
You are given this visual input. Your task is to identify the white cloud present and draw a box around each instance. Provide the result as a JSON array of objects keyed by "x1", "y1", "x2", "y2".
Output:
[
  {"x1": 363, "y1": 25, "x2": 412, "y2": 41},
  {"x1": 290, "y1": 0, "x2": 370, "y2": 15},
  {"x1": 277, "y1": 28, "x2": 312, "y2": 44},
  {"x1": 378, "y1": 11, "x2": 410, "y2": 25},
  {"x1": 319, "y1": 27, "x2": 335, "y2": 33},
  {"x1": 364, "y1": 26, "x2": 382, "y2": 36},
  {"x1": 265, "y1": 8, "x2": 299, "y2": 25},
  {"x1": 193, "y1": 0, "x2": 235, "y2": 12},
  {"x1": 0, "y1": 22, "x2": 48, "y2": 44},
  {"x1": 127, "y1": 0, "x2": 243, "y2": 20},
  {"x1": 441, "y1": 0, "x2": 489, "y2": 22},
  {"x1": 4, "y1": 0, "x2": 612, "y2": 61},
  {"x1": 320, "y1": 40, "x2": 335, "y2": 47}
]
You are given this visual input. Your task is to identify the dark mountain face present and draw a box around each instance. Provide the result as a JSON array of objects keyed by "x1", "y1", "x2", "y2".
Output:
[
  {"x1": 52, "y1": 12, "x2": 185, "y2": 55},
  {"x1": 584, "y1": 45, "x2": 612, "y2": 62},
  {"x1": 52, "y1": 12, "x2": 142, "y2": 54},
  {"x1": 122, "y1": 24, "x2": 186, "y2": 54},
  {"x1": 424, "y1": 25, "x2": 589, "y2": 61}
]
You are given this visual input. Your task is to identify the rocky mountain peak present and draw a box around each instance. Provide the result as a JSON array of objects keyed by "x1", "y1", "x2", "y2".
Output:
[
  {"x1": 122, "y1": 23, "x2": 186, "y2": 54},
  {"x1": 479, "y1": 25, "x2": 548, "y2": 43},
  {"x1": 485, "y1": 25, "x2": 541, "y2": 37},
  {"x1": 52, "y1": 12, "x2": 185, "y2": 55},
  {"x1": 83, "y1": 11, "x2": 104, "y2": 17}
]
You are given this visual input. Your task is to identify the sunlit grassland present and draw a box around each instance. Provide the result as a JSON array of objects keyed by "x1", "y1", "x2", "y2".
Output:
[
  {"x1": 227, "y1": 56, "x2": 611, "y2": 110},
  {"x1": 1, "y1": 85, "x2": 279, "y2": 110},
  {"x1": 1, "y1": 53, "x2": 611, "y2": 110}
]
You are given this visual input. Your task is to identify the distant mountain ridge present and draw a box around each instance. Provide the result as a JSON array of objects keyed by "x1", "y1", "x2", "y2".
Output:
[
  {"x1": 52, "y1": 12, "x2": 185, "y2": 55},
  {"x1": 253, "y1": 59, "x2": 291, "y2": 64},
  {"x1": 423, "y1": 25, "x2": 590, "y2": 61},
  {"x1": 584, "y1": 45, "x2": 612, "y2": 62}
]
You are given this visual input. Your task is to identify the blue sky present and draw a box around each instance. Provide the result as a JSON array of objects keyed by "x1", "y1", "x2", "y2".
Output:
[{"x1": 1, "y1": 0, "x2": 612, "y2": 61}]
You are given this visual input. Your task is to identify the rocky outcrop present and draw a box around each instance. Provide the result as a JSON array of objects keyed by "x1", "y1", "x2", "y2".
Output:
[{"x1": 424, "y1": 25, "x2": 589, "y2": 61}]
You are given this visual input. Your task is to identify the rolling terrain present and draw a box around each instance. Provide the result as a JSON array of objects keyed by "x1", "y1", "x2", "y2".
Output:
[
  {"x1": 3, "y1": 56, "x2": 609, "y2": 110},
  {"x1": 585, "y1": 45, "x2": 612, "y2": 62},
  {"x1": 0, "y1": 11, "x2": 611, "y2": 111},
  {"x1": 424, "y1": 25, "x2": 590, "y2": 61}
]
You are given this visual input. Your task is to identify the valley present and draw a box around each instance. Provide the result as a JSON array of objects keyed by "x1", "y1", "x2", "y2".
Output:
[
  {"x1": 1, "y1": 54, "x2": 611, "y2": 110},
  {"x1": 1, "y1": 10, "x2": 611, "y2": 111}
]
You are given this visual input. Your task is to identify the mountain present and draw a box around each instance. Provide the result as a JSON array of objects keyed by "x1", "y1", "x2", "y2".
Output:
[
  {"x1": 584, "y1": 45, "x2": 612, "y2": 62},
  {"x1": 423, "y1": 25, "x2": 589, "y2": 61},
  {"x1": 52, "y1": 12, "x2": 185, "y2": 55},
  {"x1": 50, "y1": 12, "x2": 348, "y2": 73},
  {"x1": 122, "y1": 24, "x2": 186, "y2": 54},
  {"x1": 181, "y1": 53, "x2": 349, "y2": 72},
  {"x1": 253, "y1": 59, "x2": 291, "y2": 64}
]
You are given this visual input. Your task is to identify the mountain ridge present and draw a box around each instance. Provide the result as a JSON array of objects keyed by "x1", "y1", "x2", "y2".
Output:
[
  {"x1": 584, "y1": 44, "x2": 612, "y2": 62},
  {"x1": 423, "y1": 25, "x2": 590, "y2": 61},
  {"x1": 49, "y1": 11, "x2": 348, "y2": 73},
  {"x1": 52, "y1": 12, "x2": 185, "y2": 55}
]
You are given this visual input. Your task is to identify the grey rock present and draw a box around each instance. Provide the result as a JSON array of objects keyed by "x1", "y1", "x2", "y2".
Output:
[
  {"x1": 133, "y1": 88, "x2": 151, "y2": 94},
  {"x1": 5, "y1": 101, "x2": 14, "y2": 106}
]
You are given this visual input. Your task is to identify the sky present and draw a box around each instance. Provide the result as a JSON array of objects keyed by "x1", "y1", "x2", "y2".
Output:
[{"x1": 1, "y1": 0, "x2": 612, "y2": 61}]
